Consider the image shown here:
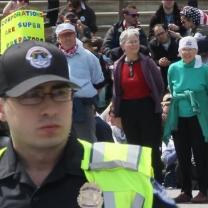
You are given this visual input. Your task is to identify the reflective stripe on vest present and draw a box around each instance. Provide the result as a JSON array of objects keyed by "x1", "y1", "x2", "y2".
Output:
[
  {"x1": 103, "y1": 192, "x2": 144, "y2": 208},
  {"x1": 0, "y1": 147, "x2": 7, "y2": 157},
  {"x1": 132, "y1": 194, "x2": 145, "y2": 208},
  {"x1": 90, "y1": 143, "x2": 142, "y2": 171},
  {"x1": 79, "y1": 140, "x2": 153, "y2": 208},
  {"x1": 103, "y1": 192, "x2": 116, "y2": 208}
]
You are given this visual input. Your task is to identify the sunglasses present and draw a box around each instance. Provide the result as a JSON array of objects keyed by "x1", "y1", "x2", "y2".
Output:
[
  {"x1": 18, "y1": 0, "x2": 28, "y2": 2},
  {"x1": 126, "y1": 12, "x2": 140, "y2": 18}
]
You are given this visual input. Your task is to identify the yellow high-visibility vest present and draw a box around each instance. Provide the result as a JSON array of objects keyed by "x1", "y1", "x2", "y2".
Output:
[
  {"x1": 0, "y1": 141, "x2": 154, "y2": 208},
  {"x1": 79, "y1": 140, "x2": 154, "y2": 208}
]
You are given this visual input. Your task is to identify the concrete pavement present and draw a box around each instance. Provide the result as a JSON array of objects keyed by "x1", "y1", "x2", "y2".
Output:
[{"x1": 166, "y1": 189, "x2": 208, "y2": 208}]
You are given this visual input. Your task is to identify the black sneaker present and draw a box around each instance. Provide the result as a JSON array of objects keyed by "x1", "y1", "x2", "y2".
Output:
[{"x1": 174, "y1": 192, "x2": 192, "y2": 203}]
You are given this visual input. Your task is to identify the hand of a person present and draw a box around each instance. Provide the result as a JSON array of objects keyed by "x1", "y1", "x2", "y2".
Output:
[
  {"x1": 168, "y1": 24, "x2": 179, "y2": 31},
  {"x1": 168, "y1": 30, "x2": 182, "y2": 39},
  {"x1": 76, "y1": 20, "x2": 87, "y2": 34},
  {"x1": 159, "y1": 57, "x2": 171, "y2": 67}
]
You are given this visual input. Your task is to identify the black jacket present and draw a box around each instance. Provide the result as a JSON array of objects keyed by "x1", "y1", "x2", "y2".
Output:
[
  {"x1": 57, "y1": 4, "x2": 97, "y2": 33},
  {"x1": 102, "y1": 21, "x2": 148, "y2": 62},
  {"x1": 149, "y1": 3, "x2": 186, "y2": 40},
  {"x1": 149, "y1": 36, "x2": 180, "y2": 89}
]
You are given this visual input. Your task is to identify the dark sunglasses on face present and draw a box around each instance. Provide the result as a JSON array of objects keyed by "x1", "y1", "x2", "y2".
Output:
[
  {"x1": 18, "y1": 0, "x2": 28, "y2": 2},
  {"x1": 126, "y1": 12, "x2": 140, "y2": 18}
]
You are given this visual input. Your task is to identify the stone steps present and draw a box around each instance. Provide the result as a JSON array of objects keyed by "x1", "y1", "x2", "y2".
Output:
[
  {"x1": 1, "y1": 0, "x2": 208, "y2": 13},
  {"x1": 88, "y1": 0, "x2": 208, "y2": 12},
  {"x1": 1, "y1": 0, "x2": 208, "y2": 38}
]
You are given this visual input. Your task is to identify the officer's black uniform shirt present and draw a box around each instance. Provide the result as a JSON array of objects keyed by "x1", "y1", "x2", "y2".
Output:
[{"x1": 0, "y1": 137, "x2": 87, "y2": 208}]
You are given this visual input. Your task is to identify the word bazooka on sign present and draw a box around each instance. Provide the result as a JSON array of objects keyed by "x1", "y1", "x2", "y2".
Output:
[{"x1": 1, "y1": 10, "x2": 45, "y2": 54}]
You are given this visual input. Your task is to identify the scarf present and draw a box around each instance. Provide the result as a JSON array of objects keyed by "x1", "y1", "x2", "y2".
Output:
[{"x1": 59, "y1": 44, "x2": 78, "y2": 57}]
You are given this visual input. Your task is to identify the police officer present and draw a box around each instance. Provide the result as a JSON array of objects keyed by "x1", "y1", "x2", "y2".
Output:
[{"x1": 0, "y1": 41, "x2": 176, "y2": 208}]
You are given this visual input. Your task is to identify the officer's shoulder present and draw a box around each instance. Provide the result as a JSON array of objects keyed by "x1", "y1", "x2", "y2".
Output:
[{"x1": 0, "y1": 136, "x2": 10, "y2": 150}]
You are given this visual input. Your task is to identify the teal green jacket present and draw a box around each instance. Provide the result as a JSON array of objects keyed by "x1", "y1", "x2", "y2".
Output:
[{"x1": 163, "y1": 59, "x2": 208, "y2": 143}]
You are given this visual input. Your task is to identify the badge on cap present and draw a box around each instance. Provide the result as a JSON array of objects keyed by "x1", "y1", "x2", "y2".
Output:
[
  {"x1": 77, "y1": 182, "x2": 103, "y2": 208},
  {"x1": 26, "y1": 46, "x2": 52, "y2": 69},
  {"x1": 186, "y1": 40, "x2": 192, "y2": 47}
]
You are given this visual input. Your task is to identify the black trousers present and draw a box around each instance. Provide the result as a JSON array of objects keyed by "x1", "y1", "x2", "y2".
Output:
[
  {"x1": 47, "y1": 0, "x2": 60, "y2": 26},
  {"x1": 120, "y1": 97, "x2": 163, "y2": 183},
  {"x1": 174, "y1": 116, "x2": 208, "y2": 196}
]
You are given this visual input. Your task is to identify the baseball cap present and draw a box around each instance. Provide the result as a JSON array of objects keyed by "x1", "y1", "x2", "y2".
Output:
[
  {"x1": 178, "y1": 36, "x2": 198, "y2": 51},
  {"x1": 55, "y1": 23, "x2": 76, "y2": 36},
  {"x1": 0, "y1": 40, "x2": 79, "y2": 97}
]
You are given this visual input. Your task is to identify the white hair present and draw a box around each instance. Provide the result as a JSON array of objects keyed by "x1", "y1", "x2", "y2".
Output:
[{"x1": 119, "y1": 27, "x2": 140, "y2": 46}]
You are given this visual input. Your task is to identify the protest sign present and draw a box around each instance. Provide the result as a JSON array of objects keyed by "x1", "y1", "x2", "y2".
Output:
[{"x1": 1, "y1": 10, "x2": 45, "y2": 54}]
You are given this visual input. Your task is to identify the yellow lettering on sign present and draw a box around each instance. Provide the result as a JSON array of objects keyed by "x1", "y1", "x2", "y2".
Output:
[{"x1": 5, "y1": 27, "x2": 15, "y2": 35}]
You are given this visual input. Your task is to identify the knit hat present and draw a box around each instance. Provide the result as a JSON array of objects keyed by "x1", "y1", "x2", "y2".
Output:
[
  {"x1": 178, "y1": 36, "x2": 198, "y2": 51},
  {"x1": 180, "y1": 6, "x2": 201, "y2": 26}
]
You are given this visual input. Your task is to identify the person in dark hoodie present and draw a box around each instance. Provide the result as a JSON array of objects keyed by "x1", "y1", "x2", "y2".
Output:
[{"x1": 149, "y1": 0, "x2": 186, "y2": 40}]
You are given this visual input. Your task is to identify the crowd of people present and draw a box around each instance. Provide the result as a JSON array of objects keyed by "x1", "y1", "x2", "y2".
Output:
[{"x1": 1, "y1": 0, "x2": 208, "y2": 206}]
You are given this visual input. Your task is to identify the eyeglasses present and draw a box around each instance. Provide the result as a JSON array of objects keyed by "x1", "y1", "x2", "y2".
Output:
[
  {"x1": 126, "y1": 12, "x2": 140, "y2": 18},
  {"x1": 155, "y1": 31, "x2": 166, "y2": 37},
  {"x1": 125, "y1": 40, "x2": 139, "y2": 45},
  {"x1": 12, "y1": 87, "x2": 73, "y2": 105}
]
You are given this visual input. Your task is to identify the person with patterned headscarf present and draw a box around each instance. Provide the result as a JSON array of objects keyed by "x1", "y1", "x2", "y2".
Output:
[
  {"x1": 181, "y1": 6, "x2": 208, "y2": 25},
  {"x1": 180, "y1": 6, "x2": 208, "y2": 54},
  {"x1": 180, "y1": 6, "x2": 208, "y2": 36}
]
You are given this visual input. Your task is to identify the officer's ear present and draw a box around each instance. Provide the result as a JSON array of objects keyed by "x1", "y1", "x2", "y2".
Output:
[{"x1": 0, "y1": 98, "x2": 6, "y2": 122}]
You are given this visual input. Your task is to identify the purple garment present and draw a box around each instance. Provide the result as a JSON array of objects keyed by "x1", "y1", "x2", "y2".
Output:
[{"x1": 112, "y1": 53, "x2": 164, "y2": 116}]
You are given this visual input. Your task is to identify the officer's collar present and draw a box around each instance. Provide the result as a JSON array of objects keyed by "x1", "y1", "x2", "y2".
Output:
[
  {"x1": 0, "y1": 136, "x2": 85, "y2": 181},
  {"x1": 55, "y1": 136, "x2": 85, "y2": 175},
  {"x1": 40, "y1": 136, "x2": 85, "y2": 185},
  {"x1": 0, "y1": 139, "x2": 17, "y2": 180}
]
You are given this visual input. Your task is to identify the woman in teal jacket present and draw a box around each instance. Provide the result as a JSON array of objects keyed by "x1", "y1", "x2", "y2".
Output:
[{"x1": 164, "y1": 36, "x2": 208, "y2": 203}]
